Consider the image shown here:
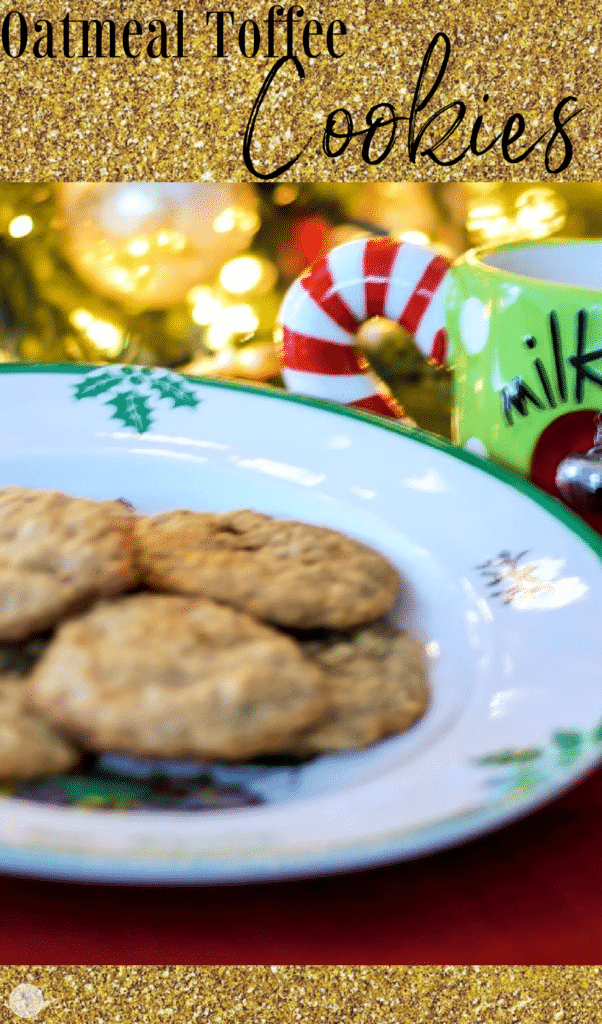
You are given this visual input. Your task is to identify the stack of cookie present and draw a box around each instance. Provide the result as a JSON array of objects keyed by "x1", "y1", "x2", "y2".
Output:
[{"x1": 0, "y1": 487, "x2": 429, "y2": 780}]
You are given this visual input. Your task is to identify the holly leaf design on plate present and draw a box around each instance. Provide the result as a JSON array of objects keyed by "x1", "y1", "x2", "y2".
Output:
[
  {"x1": 72, "y1": 371, "x2": 123, "y2": 400},
  {"x1": 475, "y1": 748, "x2": 542, "y2": 766},
  {"x1": 552, "y1": 730, "x2": 583, "y2": 767},
  {"x1": 106, "y1": 390, "x2": 153, "y2": 433},
  {"x1": 149, "y1": 374, "x2": 201, "y2": 409}
]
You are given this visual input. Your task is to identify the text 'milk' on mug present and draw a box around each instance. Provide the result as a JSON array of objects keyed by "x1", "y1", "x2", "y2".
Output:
[{"x1": 278, "y1": 236, "x2": 602, "y2": 531}]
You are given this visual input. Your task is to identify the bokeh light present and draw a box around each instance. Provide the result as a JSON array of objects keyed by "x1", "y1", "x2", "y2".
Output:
[{"x1": 8, "y1": 215, "x2": 33, "y2": 238}]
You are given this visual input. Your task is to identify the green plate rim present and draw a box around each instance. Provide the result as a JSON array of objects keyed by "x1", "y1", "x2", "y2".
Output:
[{"x1": 1, "y1": 360, "x2": 600, "y2": 560}]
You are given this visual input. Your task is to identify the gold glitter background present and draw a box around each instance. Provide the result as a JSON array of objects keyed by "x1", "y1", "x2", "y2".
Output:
[
  {"x1": 0, "y1": 0, "x2": 600, "y2": 180},
  {"x1": 0, "y1": 967, "x2": 601, "y2": 1023}
]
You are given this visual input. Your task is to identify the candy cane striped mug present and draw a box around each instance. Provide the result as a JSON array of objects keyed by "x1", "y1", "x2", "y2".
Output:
[{"x1": 277, "y1": 236, "x2": 602, "y2": 521}]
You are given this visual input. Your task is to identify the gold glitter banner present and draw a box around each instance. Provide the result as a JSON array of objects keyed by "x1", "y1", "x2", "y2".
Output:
[
  {"x1": 0, "y1": 0, "x2": 599, "y2": 180},
  {"x1": 0, "y1": 967, "x2": 600, "y2": 1024}
]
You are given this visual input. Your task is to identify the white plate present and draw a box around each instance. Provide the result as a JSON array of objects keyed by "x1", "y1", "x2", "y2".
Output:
[{"x1": 0, "y1": 363, "x2": 601, "y2": 884}]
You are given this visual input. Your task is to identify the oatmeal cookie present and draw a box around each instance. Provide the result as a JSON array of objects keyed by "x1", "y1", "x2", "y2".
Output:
[
  {"x1": 0, "y1": 486, "x2": 139, "y2": 640},
  {"x1": 288, "y1": 620, "x2": 429, "y2": 753},
  {"x1": 28, "y1": 592, "x2": 327, "y2": 760},
  {"x1": 0, "y1": 637, "x2": 79, "y2": 778},
  {"x1": 135, "y1": 509, "x2": 400, "y2": 629}
]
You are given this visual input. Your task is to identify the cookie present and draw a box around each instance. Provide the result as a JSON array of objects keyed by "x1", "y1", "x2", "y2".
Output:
[
  {"x1": 0, "y1": 638, "x2": 79, "y2": 778},
  {"x1": 28, "y1": 592, "x2": 327, "y2": 760},
  {"x1": 0, "y1": 487, "x2": 139, "y2": 640},
  {"x1": 135, "y1": 509, "x2": 400, "y2": 629},
  {"x1": 288, "y1": 620, "x2": 429, "y2": 753}
]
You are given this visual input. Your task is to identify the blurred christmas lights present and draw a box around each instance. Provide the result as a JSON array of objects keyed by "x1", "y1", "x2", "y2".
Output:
[{"x1": 0, "y1": 182, "x2": 597, "y2": 404}]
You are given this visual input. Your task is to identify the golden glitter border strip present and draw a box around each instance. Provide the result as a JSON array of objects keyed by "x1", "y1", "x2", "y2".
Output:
[
  {"x1": 0, "y1": 1, "x2": 600, "y2": 180},
  {"x1": 0, "y1": 967, "x2": 600, "y2": 1024}
]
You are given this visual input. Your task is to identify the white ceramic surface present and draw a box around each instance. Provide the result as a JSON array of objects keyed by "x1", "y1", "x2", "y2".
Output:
[{"x1": 0, "y1": 363, "x2": 600, "y2": 884}]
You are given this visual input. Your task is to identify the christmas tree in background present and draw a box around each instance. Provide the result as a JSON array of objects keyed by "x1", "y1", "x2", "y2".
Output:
[{"x1": 0, "y1": 181, "x2": 598, "y2": 437}]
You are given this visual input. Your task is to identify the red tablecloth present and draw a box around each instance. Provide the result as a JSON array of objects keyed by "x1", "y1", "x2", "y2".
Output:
[{"x1": 2, "y1": 764, "x2": 602, "y2": 964}]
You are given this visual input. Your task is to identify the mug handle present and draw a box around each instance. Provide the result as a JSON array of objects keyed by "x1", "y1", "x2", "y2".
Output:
[{"x1": 277, "y1": 236, "x2": 453, "y2": 422}]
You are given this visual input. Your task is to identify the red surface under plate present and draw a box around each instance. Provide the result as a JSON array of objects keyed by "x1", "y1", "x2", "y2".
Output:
[{"x1": 2, "y1": 765, "x2": 602, "y2": 964}]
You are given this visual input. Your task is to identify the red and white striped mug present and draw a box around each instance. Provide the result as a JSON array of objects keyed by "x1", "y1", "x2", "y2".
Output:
[{"x1": 277, "y1": 235, "x2": 602, "y2": 523}]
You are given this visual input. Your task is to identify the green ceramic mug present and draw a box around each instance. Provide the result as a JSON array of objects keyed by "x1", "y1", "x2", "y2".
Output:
[{"x1": 279, "y1": 236, "x2": 602, "y2": 522}]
